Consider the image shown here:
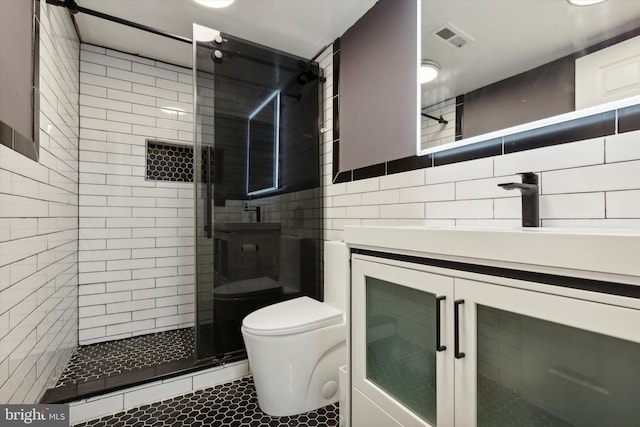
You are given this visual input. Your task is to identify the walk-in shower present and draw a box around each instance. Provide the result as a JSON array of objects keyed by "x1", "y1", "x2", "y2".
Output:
[
  {"x1": 193, "y1": 24, "x2": 324, "y2": 361},
  {"x1": 41, "y1": 10, "x2": 323, "y2": 403}
]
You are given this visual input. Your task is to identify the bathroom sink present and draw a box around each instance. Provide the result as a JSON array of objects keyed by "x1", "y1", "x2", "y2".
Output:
[
  {"x1": 344, "y1": 225, "x2": 640, "y2": 280},
  {"x1": 215, "y1": 222, "x2": 281, "y2": 232}
]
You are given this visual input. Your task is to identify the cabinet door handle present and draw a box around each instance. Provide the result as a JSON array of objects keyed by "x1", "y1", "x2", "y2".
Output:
[
  {"x1": 454, "y1": 299, "x2": 465, "y2": 359},
  {"x1": 436, "y1": 295, "x2": 446, "y2": 352}
]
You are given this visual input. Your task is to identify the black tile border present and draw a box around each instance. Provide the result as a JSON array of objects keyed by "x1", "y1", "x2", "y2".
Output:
[
  {"x1": 332, "y1": 103, "x2": 637, "y2": 183},
  {"x1": 503, "y1": 111, "x2": 615, "y2": 154},
  {"x1": 333, "y1": 170, "x2": 352, "y2": 184},
  {"x1": 353, "y1": 163, "x2": 385, "y2": 180},
  {"x1": 618, "y1": 104, "x2": 640, "y2": 134},
  {"x1": 0, "y1": 119, "x2": 39, "y2": 161},
  {"x1": 387, "y1": 154, "x2": 432, "y2": 174},
  {"x1": 433, "y1": 137, "x2": 502, "y2": 167}
]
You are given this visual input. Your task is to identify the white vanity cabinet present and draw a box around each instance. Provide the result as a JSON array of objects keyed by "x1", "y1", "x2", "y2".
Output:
[
  {"x1": 351, "y1": 257, "x2": 454, "y2": 427},
  {"x1": 346, "y1": 227, "x2": 640, "y2": 427}
]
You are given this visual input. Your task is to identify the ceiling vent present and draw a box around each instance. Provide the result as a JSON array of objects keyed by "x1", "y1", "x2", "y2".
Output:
[{"x1": 433, "y1": 23, "x2": 474, "y2": 49}]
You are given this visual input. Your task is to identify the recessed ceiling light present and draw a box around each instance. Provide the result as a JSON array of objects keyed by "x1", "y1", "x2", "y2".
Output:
[
  {"x1": 419, "y1": 60, "x2": 439, "y2": 84},
  {"x1": 195, "y1": 0, "x2": 235, "y2": 8},
  {"x1": 567, "y1": 0, "x2": 607, "y2": 6}
]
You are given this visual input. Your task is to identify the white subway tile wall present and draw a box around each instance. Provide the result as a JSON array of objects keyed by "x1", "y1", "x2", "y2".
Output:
[
  {"x1": 78, "y1": 44, "x2": 194, "y2": 344},
  {"x1": 323, "y1": 53, "x2": 640, "y2": 239},
  {"x1": 0, "y1": 3, "x2": 79, "y2": 403},
  {"x1": 321, "y1": 44, "x2": 640, "y2": 405}
]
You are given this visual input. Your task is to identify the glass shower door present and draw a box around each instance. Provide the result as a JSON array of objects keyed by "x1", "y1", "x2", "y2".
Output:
[
  {"x1": 193, "y1": 24, "x2": 323, "y2": 362},
  {"x1": 193, "y1": 24, "x2": 218, "y2": 361}
]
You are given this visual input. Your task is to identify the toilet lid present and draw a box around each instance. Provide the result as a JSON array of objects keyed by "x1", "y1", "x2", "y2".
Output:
[{"x1": 242, "y1": 296, "x2": 344, "y2": 336}]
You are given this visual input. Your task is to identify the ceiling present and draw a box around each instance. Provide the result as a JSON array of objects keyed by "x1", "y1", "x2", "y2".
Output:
[
  {"x1": 71, "y1": 0, "x2": 640, "y2": 110},
  {"x1": 421, "y1": 0, "x2": 640, "y2": 108},
  {"x1": 72, "y1": 0, "x2": 378, "y2": 67}
]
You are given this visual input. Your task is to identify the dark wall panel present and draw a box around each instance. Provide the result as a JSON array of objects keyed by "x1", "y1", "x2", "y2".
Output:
[
  {"x1": 0, "y1": 0, "x2": 33, "y2": 139},
  {"x1": 339, "y1": 0, "x2": 417, "y2": 171}
]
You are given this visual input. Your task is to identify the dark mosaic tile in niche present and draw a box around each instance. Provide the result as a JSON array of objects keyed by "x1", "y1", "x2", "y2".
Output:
[
  {"x1": 146, "y1": 141, "x2": 194, "y2": 182},
  {"x1": 73, "y1": 376, "x2": 339, "y2": 427}
]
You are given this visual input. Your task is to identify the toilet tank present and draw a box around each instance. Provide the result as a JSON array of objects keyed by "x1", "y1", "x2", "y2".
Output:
[{"x1": 323, "y1": 241, "x2": 348, "y2": 313}]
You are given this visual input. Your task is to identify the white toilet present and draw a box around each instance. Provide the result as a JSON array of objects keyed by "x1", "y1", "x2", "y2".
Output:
[{"x1": 241, "y1": 241, "x2": 348, "y2": 416}]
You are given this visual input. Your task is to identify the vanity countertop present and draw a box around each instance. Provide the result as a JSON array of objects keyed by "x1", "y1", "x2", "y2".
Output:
[{"x1": 344, "y1": 226, "x2": 640, "y2": 284}]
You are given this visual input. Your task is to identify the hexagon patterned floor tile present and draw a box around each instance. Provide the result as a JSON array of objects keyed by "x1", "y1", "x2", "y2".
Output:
[
  {"x1": 73, "y1": 376, "x2": 339, "y2": 427},
  {"x1": 56, "y1": 328, "x2": 195, "y2": 387}
]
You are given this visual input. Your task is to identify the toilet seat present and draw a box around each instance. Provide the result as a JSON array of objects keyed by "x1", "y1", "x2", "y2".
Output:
[{"x1": 242, "y1": 296, "x2": 343, "y2": 336}]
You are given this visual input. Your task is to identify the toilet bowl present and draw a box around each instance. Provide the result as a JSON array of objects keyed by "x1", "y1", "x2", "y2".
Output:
[{"x1": 241, "y1": 241, "x2": 348, "y2": 416}]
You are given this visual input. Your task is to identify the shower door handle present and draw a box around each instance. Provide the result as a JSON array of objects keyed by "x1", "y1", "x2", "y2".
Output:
[
  {"x1": 205, "y1": 146, "x2": 213, "y2": 239},
  {"x1": 454, "y1": 299, "x2": 465, "y2": 359},
  {"x1": 436, "y1": 295, "x2": 446, "y2": 352}
]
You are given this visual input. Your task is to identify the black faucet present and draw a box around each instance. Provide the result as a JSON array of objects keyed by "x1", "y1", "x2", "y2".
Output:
[
  {"x1": 244, "y1": 204, "x2": 261, "y2": 223},
  {"x1": 498, "y1": 172, "x2": 539, "y2": 227}
]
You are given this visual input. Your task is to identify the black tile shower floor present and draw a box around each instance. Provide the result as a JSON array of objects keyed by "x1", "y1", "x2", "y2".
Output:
[
  {"x1": 73, "y1": 376, "x2": 339, "y2": 427},
  {"x1": 56, "y1": 328, "x2": 195, "y2": 387}
]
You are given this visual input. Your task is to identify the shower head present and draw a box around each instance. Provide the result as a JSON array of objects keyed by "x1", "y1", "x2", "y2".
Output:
[
  {"x1": 295, "y1": 70, "x2": 326, "y2": 85},
  {"x1": 295, "y1": 60, "x2": 326, "y2": 86}
]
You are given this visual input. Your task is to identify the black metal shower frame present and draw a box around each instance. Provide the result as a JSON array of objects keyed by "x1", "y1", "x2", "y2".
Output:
[{"x1": 45, "y1": 0, "x2": 331, "y2": 64}]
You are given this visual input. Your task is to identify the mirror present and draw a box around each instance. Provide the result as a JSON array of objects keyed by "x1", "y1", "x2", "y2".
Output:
[
  {"x1": 418, "y1": 0, "x2": 640, "y2": 155},
  {"x1": 247, "y1": 91, "x2": 280, "y2": 196}
]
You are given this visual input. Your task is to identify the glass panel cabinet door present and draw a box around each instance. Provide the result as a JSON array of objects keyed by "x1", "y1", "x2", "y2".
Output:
[
  {"x1": 352, "y1": 256, "x2": 454, "y2": 427},
  {"x1": 455, "y1": 278, "x2": 640, "y2": 427}
]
